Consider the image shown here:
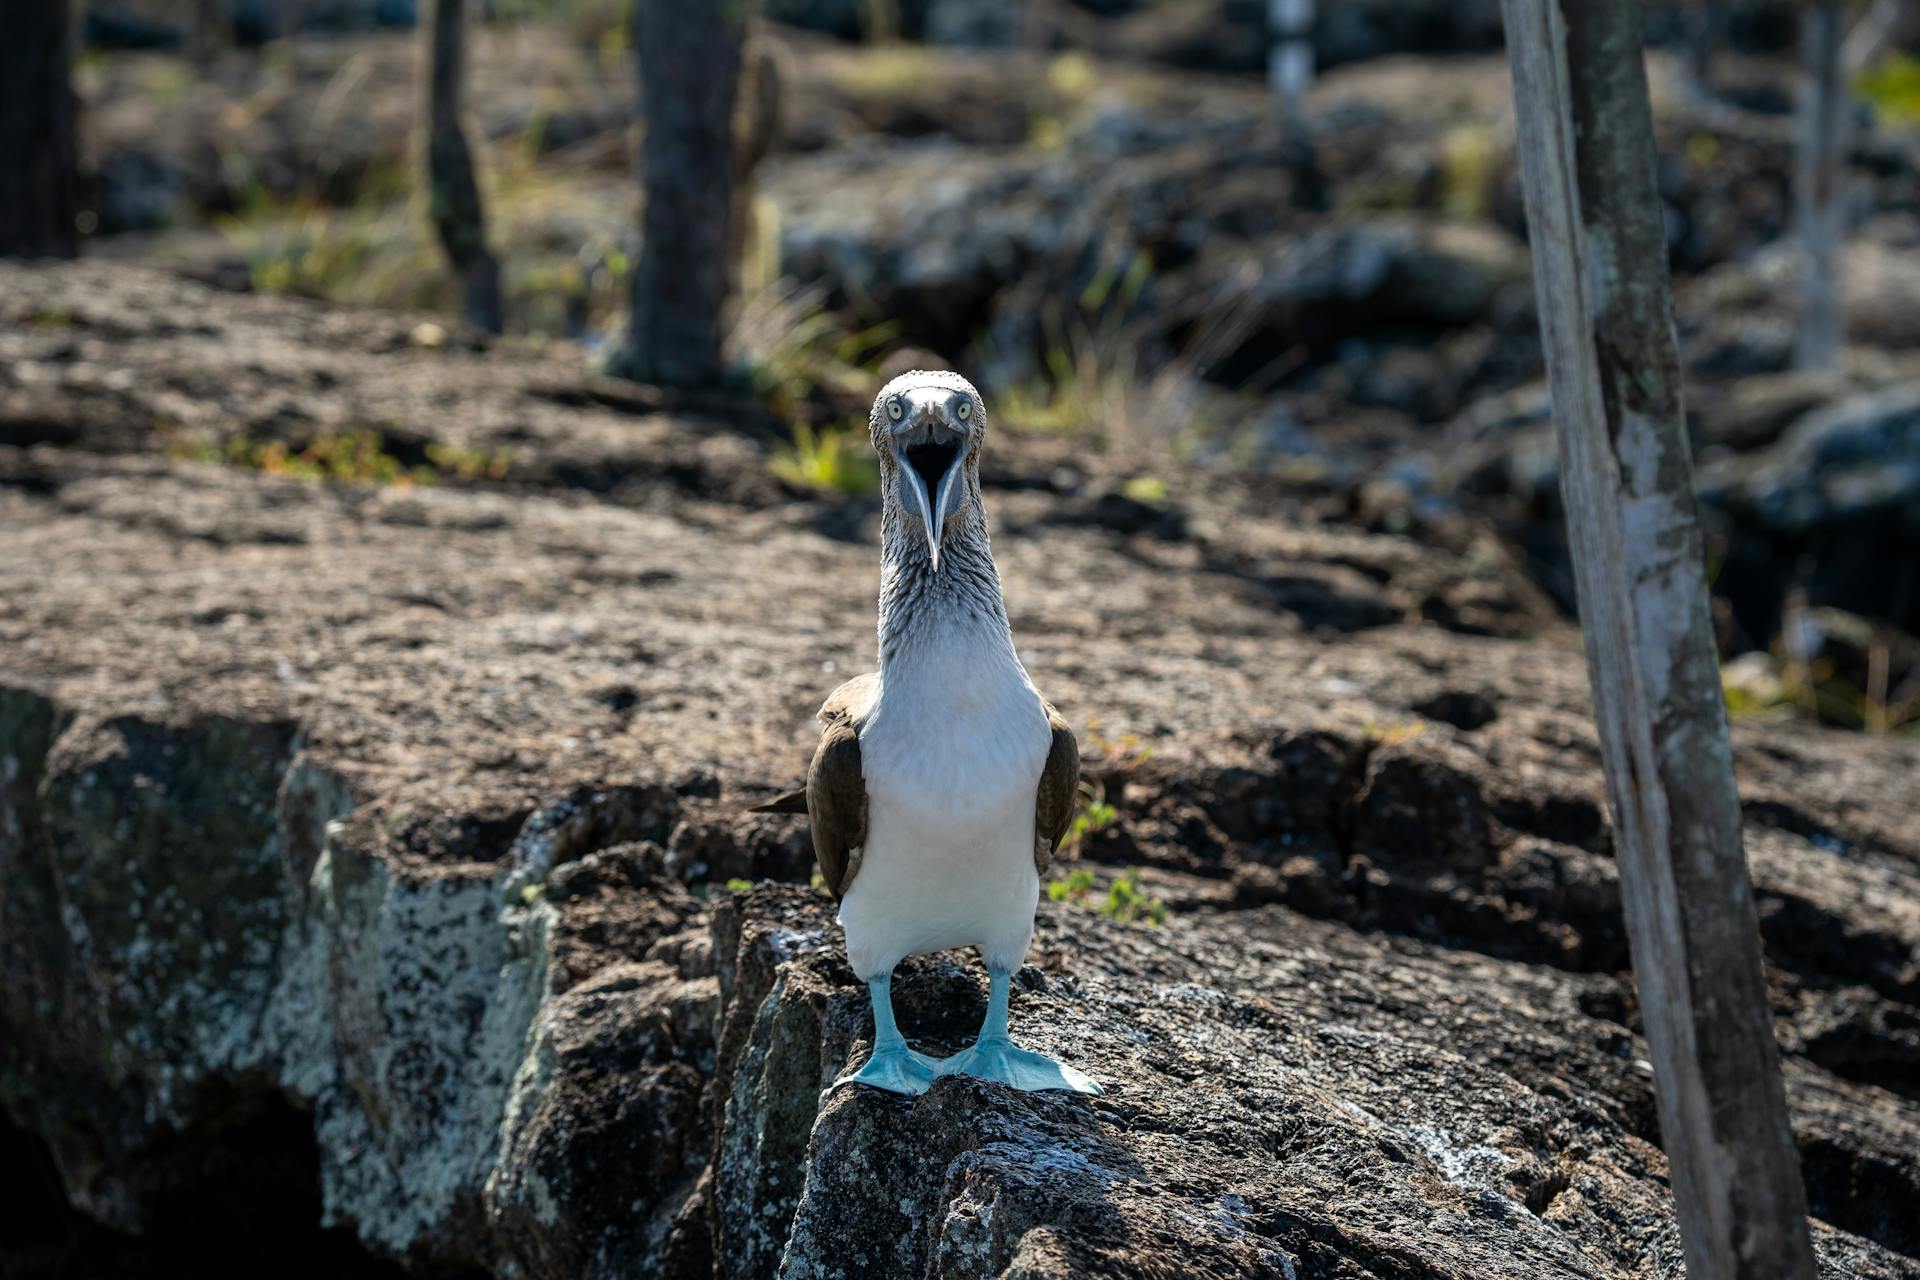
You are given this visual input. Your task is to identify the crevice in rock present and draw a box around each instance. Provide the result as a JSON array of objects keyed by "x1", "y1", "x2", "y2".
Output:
[
  {"x1": 0, "y1": 1099, "x2": 420, "y2": 1280},
  {"x1": 1799, "y1": 1135, "x2": 1920, "y2": 1262},
  {"x1": 1797, "y1": 1014, "x2": 1920, "y2": 1106},
  {"x1": 1520, "y1": 1166, "x2": 1572, "y2": 1217},
  {"x1": 1757, "y1": 892, "x2": 1920, "y2": 1007},
  {"x1": 1329, "y1": 731, "x2": 1377, "y2": 881}
]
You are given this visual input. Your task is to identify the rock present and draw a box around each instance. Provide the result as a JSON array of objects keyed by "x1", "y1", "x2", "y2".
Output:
[
  {"x1": 1698, "y1": 382, "x2": 1920, "y2": 637},
  {"x1": 1184, "y1": 217, "x2": 1531, "y2": 365},
  {"x1": 718, "y1": 887, "x2": 1918, "y2": 1280},
  {"x1": 1702, "y1": 384, "x2": 1920, "y2": 537},
  {"x1": 922, "y1": 0, "x2": 1022, "y2": 47},
  {"x1": 2, "y1": 260, "x2": 1918, "y2": 1278},
  {"x1": 1692, "y1": 369, "x2": 1850, "y2": 452}
]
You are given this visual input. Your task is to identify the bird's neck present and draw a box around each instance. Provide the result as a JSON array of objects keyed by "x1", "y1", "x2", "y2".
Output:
[{"x1": 876, "y1": 495, "x2": 1013, "y2": 672}]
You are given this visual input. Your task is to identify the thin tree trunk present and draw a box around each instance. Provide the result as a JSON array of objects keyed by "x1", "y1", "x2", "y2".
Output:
[
  {"x1": 1687, "y1": 0, "x2": 1724, "y2": 90},
  {"x1": 1842, "y1": 0, "x2": 1913, "y2": 76},
  {"x1": 609, "y1": 0, "x2": 746, "y2": 387},
  {"x1": 1795, "y1": 0, "x2": 1847, "y2": 372},
  {"x1": 0, "y1": 0, "x2": 80, "y2": 259},
  {"x1": 730, "y1": 39, "x2": 782, "y2": 298},
  {"x1": 1267, "y1": 0, "x2": 1313, "y2": 131},
  {"x1": 192, "y1": 0, "x2": 226, "y2": 69},
  {"x1": 1267, "y1": 0, "x2": 1323, "y2": 209},
  {"x1": 421, "y1": 0, "x2": 503, "y2": 333},
  {"x1": 1501, "y1": 2, "x2": 1819, "y2": 1277}
]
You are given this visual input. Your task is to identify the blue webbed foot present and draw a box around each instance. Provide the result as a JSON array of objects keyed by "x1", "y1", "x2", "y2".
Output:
[
  {"x1": 936, "y1": 965, "x2": 1102, "y2": 1094},
  {"x1": 937, "y1": 1036, "x2": 1102, "y2": 1095},
  {"x1": 834, "y1": 971, "x2": 937, "y2": 1095},
  {"x1": 837, "y1": 1043, "x2": 941, "y2": 1095}
]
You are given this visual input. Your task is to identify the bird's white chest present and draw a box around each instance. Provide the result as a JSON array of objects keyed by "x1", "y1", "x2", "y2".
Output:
[
  {"x1": 837, "y1": 625, "x2": 1052, "y2": 975},
  {"x1": 861, "y1": 632, "x2": 1049, "y2": 821}
]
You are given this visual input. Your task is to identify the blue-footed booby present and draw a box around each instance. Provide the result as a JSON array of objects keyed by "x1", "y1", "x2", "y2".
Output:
[{"x1": 755, "y1": 370, "x2": 1097, "y2": 1096}]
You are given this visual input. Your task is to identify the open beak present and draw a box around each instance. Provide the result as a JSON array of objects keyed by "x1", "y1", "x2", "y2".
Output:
[{"x1": 893, "y1": 422, "x2": 966, "y2": 572}]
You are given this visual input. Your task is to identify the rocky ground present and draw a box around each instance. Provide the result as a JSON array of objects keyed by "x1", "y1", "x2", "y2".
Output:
[
  {"x1": 70, "y1": 12, "x2": 1920, "y2": 686},
  {"x1": 3, "y1": 262, "x2": 1919, "y2": 1278}
]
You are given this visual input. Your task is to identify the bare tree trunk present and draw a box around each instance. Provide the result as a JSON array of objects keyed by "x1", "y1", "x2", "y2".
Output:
[
  {"x1": 1842, "y1": 0, "x2": 1915, "y2": 76},
  {"x1": 1266, "y1": 0, "x2": 1313, "y2": 131},
  {"x1": 730, "y1": 38, "x2": 783, "y2": 298},
  {"x1": 421, "y1": 0, "x2": 503, "y2": 333},
  {"x1": 1266, "y1": 0, "x2": 1323, "y2": 209},
  {"x1": 1687, "y1": 0, "x2": 1724, "y2": 90},
  {"x1": 1501, "y1": 2, "x2": 1818, "y2": 1277},
  {"x1": 0, "y1": 0, "x2": 80, "y2": 259},
  {"x1": 1795, "y1": 0, "x2": 1847, "y2": 372},
  {"x1": 192, "y1": 0, "x2": 226, "y2": 68},
  {"x1": 608, "y1": 0, "x2": 747, "y2": 387}
]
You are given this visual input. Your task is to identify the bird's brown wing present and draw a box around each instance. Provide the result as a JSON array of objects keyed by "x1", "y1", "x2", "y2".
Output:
[
  {"x1": 806, "y1": 673, "x2": 879, "y2": 899},
  {"x1": 1033, "y1": 699, "x2": 1081, "y2": 878}
]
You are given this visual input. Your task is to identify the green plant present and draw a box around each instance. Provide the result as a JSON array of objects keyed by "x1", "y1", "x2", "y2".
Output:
[
  {"x1": 1859, "y1": 52, "x2": 1920, "y2": 127},
  {"x1": 986, "y1": 258, "x2": 1260, "y2": 456},
  {"x1": 1721, "y1": 653, "x2": 1792, "y2": 721},
  {"x1": 1047, "y1": 866, "x2": 1166, "y2": 925},
  {"x1": 1083, "y1": 720, "x2": 1153, "y2": 770},
  {"x1": 1100, "y1": 868, "x2": 1166, "y2": 926},
  {"x1": 1059, "y1": 780, "x2": 1117, "y2": 857},
  {"x1": 170, "y1": 427, "x2": 510, "y2": 489},
  {"x1": 1362, "y1": 720, "x2": 1426, "y2": 746},
  {"x1": 486, "y1": 0, "x2": 629, "y2": 51},
  {"x1": 732, "y1": 281, "x2": 898, "y2": 424},
  {"x1": 770, "y1": 420, "x2": 880, "y2": 498},
  {"x1": 218, "y1": 199, "x2": 448, "y2": 313},
  {"x1": 1047, "y1": 867, "x2": 1096, "y2": 905},
  {"x1": 1737, "y1": 604, "x2": 1920, "y2": 735},
  {"x1": 828, "y1": 44, "x2": 940, "y2": 99},
  {"x1": 1439, "y1": 123, "x2": 1498, "y2": 219},
  {"x1": 426, "y1": 441, "x2": 514, "y2": 482},
  {"x1": 725, "y1": 878, "x2": 755, "y2": 893}
]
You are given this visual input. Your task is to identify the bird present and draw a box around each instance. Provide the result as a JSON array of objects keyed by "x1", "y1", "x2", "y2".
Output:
[{"x1": 753, "y1": 370, "x2": 1098, "y2": 1096}]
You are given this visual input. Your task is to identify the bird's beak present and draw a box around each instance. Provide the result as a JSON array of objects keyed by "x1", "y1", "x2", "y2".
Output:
[{"x1": 893, "y1": 418, "x2": 966, "y2": 573}]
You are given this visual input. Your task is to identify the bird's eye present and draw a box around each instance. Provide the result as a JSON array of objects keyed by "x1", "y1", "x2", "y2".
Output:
[
  {"x1": 887, "y1": 398, "x2": 903, "y2": 421},
  {"x1": 957, "y1": 400, "x2": 971, "y2": 420}
]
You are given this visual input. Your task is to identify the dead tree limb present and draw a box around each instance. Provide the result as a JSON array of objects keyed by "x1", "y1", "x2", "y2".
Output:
[
  {"x1": 608, "y1": 0, "x2": 747, "y2": 387},
  {"x1": 0, "y1": 0, "x2": 80, "y2": 259},
  {"x1": 1499, "y1": 3, "x2": 1820, "y2": 1277},
  {"x1": 1795, "y1": 0, "x2": 1847, "y2": 371},
  {"x1": 421, "y1": 0, "x2": 503, "y2": 333}
]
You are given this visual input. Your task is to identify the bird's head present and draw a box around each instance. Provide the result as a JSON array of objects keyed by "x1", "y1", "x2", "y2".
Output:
[{"x1": 869, "y1": 369, "x2": 986, "y2": 573}]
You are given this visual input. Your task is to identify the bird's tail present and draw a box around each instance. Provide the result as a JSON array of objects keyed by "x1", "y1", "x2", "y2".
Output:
[{"x1": 750, "y1": 789, "x2": 807, "y2": 815}]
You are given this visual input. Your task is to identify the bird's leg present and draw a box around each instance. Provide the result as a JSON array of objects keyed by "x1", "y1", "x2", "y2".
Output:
[
  {"x1": 836, "y1": 969, "x2": 939, "y2": 1095},
  {"x1": 936, "y1": 966, "x2": 1101, "y2": 1094}
]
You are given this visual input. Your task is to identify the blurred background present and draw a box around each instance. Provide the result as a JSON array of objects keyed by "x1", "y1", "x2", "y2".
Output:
[
  {"x1": 3, "y1": 0, "x2": 1920, "y2": 729},
  {"x1": 3, "y1": 0, "x2": 1918, "y2": 735}
]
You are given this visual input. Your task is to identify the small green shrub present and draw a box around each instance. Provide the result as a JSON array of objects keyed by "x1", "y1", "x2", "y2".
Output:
[
  {"x1": 1047, "y1": 867, "x2": 1096, "y2": 905},
  {"x1": 1058, "y1": 780, "x2": 1117, "y2": 857},
  {"x1": 1859, "y1": 53, "x2": 1920, "y2": 127},
  {"x1": 734, "y1": 281, "x2": 898, "y2": 425},
  {"x1": 426, "y1": 440, "x2": 515, "y2": 482},
  {"x1": 171, "y1": 428, "x2": 510, "y2": 489},
  {"x1": 1100, "y1": 869, "x2": 1166, "y2": 926},
  {"x1": 1046, "y1": 866, "x2": 1166, "y2": 926},
  {"x1": 770, "y1": 420, "x2": 880, "y2": 498}
]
